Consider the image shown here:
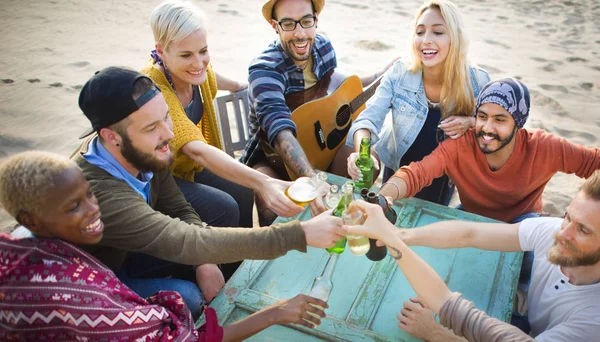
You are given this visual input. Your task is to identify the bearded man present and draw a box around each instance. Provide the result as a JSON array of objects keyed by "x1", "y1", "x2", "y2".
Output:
[
  {"x1": 71, "y1": 66, "x2": 346, "y2": 319},
  {"x1": 241, "y1": 0, "x2": 396, "y2": 220},
  {"x1": 389, "y1": 170, "x2": 600, "y2": 341},
  {"x1": 379, "y1": 77, "x2": 600, "y2": 224}
]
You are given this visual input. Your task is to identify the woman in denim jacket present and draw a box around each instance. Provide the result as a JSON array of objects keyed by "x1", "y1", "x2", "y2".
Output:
[{"x1": 344, "y1": 0, "x2": 490, "y2": 205}]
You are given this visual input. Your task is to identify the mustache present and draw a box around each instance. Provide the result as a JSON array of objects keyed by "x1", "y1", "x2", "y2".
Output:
[
  {"x1": 156, "y1": 140, "x2": 170, "y2": 150},
  {"x1": 475, "y1": 129, "x2": 501, "y2": 141},
  {"x1": 554, "y1": 235, "x2": 578, "y2": 254},
  {"x1": 291, "y1": 38, "x2": 310, "y2": 43}
]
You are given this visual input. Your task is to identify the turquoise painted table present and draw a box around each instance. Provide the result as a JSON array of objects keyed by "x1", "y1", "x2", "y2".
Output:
[{"x1": 199, "y1": 174, "x2": 522, "y2": 341}]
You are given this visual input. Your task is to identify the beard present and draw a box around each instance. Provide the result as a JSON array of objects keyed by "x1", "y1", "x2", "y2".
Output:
[
  {"x1": 475, "y1": 126, "x2": 517, "y2": 154},
  {"x1": 281, "y1": 38, "x2": 313, "y2": 63},
  {"x1": 120, "y1": 133, "x2": 173, "y2": 173},
  {"x1": 547, "y1": 235, "x2": 600, "y2": 267}
]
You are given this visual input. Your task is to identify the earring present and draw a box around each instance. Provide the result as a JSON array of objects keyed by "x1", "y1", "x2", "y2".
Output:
[{"x1": 116, "y1": 143, "x2": 120, "y2": 147}]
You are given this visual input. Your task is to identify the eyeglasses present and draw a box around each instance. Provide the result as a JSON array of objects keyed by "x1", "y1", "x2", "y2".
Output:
[{"x1": 277, "y1": 15, "x2": 316, "y2": 32}]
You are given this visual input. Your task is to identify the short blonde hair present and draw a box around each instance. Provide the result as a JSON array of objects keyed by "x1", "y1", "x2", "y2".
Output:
[
  {"x1": 150, "y1": 0, "x2": 207, "y2": 50},
  {"x1": 582, "y1": 170, "x2": 600, "y2": 201},
  {"x1": 0, "y1": 151, "x2": 75, "y2": 218},
  {"x1": 408, "y1": 0, "x2": 475, "y2": 119}
]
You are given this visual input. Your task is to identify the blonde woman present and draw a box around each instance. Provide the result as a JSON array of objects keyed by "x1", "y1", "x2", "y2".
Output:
[
  {"x1": 344, "y1": 0, "x2": 490, "y2": 205},
  {"x1": 141, "y1": 0, "x2": 302, "y2": 229}
]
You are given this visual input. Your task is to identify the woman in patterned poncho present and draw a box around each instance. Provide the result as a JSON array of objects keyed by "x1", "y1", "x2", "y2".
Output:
[{"x1": 0, "y1": 151, "x2": 326, "y2": 341}]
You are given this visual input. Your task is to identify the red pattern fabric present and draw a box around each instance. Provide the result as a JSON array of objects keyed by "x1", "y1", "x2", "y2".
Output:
[{"x1": 0, "y1": 234, "x2": 223, "y2": 341}]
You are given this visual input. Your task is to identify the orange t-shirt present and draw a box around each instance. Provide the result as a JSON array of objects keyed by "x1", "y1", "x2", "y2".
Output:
[{"x1": 394, "y1": 129, "x2": 600, "y2": 222}]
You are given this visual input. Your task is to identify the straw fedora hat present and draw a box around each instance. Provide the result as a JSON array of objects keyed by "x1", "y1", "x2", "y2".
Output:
[{"x1": 262, "y1": 0, "x2": 325, "y2": 22}]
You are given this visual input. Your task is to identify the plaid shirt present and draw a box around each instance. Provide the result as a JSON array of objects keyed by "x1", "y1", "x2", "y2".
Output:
[{"x1": 240, "y1": 34, "x2": 337, "y2": 166}]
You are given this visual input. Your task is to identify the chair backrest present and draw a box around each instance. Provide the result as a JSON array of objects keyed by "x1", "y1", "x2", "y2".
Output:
[{"x1": 214, "y1": 89, "x2": 250, "y2": 158}]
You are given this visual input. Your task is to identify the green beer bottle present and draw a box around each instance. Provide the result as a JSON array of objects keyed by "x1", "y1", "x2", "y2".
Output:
[
  {"x1": 327, "y1": 183, "x2": 353, "y2": 254},
  {"x1": 355, "y1": 137, "x2": 374, "y2": 190}
]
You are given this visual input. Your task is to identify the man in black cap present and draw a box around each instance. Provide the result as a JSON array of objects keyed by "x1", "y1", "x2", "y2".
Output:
[{"x1": 72, "y1": 66, "x2": 346, "y2": 319}]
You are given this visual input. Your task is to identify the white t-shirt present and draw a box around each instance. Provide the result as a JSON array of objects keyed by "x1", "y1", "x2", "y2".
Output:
[{"x1": 519, "y1": 217, "x2": 600, "y2": 341}]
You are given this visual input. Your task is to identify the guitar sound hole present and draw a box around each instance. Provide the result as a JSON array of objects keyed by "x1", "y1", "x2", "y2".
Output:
[{"x1": 336, "y1": 105, "x2": 351, "y2": 127}]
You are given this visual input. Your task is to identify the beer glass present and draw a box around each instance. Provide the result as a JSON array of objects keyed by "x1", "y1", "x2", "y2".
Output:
[
  {"x1": 284, "y1": 177, "x2": 318, "y2": 207},
  {"x1": 342, "y1": 203, "x2": 370, "y2": 256}
]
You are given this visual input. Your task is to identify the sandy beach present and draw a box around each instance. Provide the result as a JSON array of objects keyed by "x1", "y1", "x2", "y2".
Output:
[{"x1": 0, "y1": 0, "x2": 598, "y2": 230}]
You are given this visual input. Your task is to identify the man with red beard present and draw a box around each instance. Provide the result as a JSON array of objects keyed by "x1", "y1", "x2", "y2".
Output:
[
  {"x1": 71, "y1": 66, "x2": 346, "y2": 320},
  {"x1": 388, "y1": 170, "x2": 600, "y2": 341},
  {"x1": 241, "y1": 0, "x2": 395, "y2": 221}
]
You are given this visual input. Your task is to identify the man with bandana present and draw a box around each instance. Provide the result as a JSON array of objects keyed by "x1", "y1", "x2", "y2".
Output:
[
  {"x1": 377, "y1": 78, "x2": 600, "y2": 341},
  {"x1": 241, "y1": 0, "x2": 396, "y2": 221},
  {"x1": 378, "y1": 78, "x2": 600, "y2": 224},
  {"x1": 71, "y1": 66, "x2": 346, "y2": 320}
]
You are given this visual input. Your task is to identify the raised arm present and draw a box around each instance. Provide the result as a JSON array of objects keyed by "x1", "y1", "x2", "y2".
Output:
[
  {"x1": 399, "y1": 219, "x2": 523, "y2": 252},
  {"x1": 343, "y1": 202, "x2": 522, "y2": 312},
  {"x1": 180, "y1": 140, "x2": 302, "y2": 217},
  {"x1": 273, "y1": 129, "x2": 315, "y2": 178},
  {"x1": 378, "y1": 140, "x2": 455, "y2": 203}
]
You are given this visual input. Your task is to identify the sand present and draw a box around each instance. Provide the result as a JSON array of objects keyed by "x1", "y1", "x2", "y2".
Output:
[{"x1": 0, "y1": 0, "x2": 598, "y2": 230}]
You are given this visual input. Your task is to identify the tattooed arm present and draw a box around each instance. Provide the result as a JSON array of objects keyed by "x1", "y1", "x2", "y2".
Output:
[
  {"x1": 273, "y1": 129, "x2": 315, "y2": 178},
  {"x1": 273, "y1": 130, "x2": 328, "y2": 215}
]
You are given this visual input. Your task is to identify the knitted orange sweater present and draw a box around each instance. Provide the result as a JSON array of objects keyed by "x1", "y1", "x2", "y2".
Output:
[{"x1": 394, "y1": 129, "x2": 600, "y2": 222}]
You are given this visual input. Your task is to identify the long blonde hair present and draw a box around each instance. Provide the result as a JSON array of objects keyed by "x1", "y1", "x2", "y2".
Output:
[{"x1": 408, "y1": 0, "x2": 474, "y2": 119}]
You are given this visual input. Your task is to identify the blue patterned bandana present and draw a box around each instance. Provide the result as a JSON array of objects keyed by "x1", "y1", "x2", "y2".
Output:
[{"x1": 475, "y1": 78, "x2": 530, "y2": 128}]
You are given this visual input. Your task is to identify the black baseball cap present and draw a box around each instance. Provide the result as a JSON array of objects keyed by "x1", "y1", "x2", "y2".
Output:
[{"x1": 78, "y1": 66, "x2": 161, "y2": 139}]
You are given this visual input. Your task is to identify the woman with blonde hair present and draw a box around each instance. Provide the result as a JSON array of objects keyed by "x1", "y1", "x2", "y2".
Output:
[
  {"x1": 344, "y1": 0, "x2": 490, "y2": 205},
  {"x1": 141, "y1": 0, "x2": 302, "y2": 231}
]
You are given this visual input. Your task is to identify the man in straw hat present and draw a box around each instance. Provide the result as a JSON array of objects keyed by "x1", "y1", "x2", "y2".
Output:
[{"x1": 241, "y1": 0, "x2": 396, "y2": 221}]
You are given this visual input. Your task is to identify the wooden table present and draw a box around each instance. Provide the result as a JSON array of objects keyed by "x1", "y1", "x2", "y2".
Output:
[{"x1": 199, "y1": 174, "x2": 522, "y2": 341}]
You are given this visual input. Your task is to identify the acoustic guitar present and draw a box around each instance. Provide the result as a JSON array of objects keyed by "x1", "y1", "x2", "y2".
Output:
[{"x1": 261, "y1": 70, "x2": 382, "y2": 180}]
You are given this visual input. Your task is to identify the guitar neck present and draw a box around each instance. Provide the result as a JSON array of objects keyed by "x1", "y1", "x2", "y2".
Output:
[{"x1": 349, "y1": 76, "x2": 382, "y2": 113}]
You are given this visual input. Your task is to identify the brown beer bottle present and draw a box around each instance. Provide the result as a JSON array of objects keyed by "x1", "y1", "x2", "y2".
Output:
[{"x1": 364, "y1": 191, "x2": 397, "y2": 261}]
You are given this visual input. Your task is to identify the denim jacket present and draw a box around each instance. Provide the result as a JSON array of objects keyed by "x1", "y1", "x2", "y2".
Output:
[{"x1": 347, "y1": 61, "x2": 491, "y2": 170}]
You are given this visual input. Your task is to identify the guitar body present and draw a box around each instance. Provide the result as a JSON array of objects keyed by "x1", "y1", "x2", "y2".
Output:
[
  {"x1": 289, "y1": 72, "x2": 365, "y2": 175},
  {"x1": 261, "y1": 70, "x2": 379, "y2": 180}
]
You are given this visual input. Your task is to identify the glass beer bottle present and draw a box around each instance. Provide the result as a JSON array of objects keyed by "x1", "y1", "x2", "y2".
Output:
[
  {"x1": 354, "y1": 137, "x2": 374, "y2": 190},
  {"x1": 328, "y1": 183, "x2": 353, "y2": 254},
  {"x1": 364, "y1": 191, "x2": 397, "y2": 261},
  {"x1": 305, "y1": 254, "x2": 336, "y2": 327},
  {"x1": 325, "y1": 184, "x2": 341, "y2": 209}
]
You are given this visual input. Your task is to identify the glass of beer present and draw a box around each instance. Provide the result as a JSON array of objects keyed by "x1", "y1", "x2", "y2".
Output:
[
  {"x1": 284, "y1": 177, "x2": 318, "y2": 207},
  {"x1": 342, "y1": 203, "x2": 370, "y2": 256}
]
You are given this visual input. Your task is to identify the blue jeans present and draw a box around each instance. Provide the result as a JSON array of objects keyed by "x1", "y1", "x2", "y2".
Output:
[
  {"x1": 117, "y1": 253, "x2": 205, "y2": 320},
  {"x1": 174, "y1": 168, "x2": 254, "y2": 228}
]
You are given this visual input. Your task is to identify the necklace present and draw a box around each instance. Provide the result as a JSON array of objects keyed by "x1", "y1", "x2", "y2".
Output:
[{"x1": 427, "y1": 97, "x2": 440, "y2": 110}]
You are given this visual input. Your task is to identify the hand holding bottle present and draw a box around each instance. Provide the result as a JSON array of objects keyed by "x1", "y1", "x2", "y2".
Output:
[
  {"x1": 342, "y1": 201, "x2": 397, "y2": 246},
  {"x1": 268, "y1": 294, "x2": 327, "y2": 328},
  {"x1": 346, "y1": 152, "x2": 379, "y2": 181},
  {"x1": 301, "y1": 209, "x2": 345, "y2": 249}
]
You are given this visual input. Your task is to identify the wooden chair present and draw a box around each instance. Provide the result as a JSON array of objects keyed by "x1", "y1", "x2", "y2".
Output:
[{"x1": 214, "y1": 89, "x2": 250, "y2": 158}]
